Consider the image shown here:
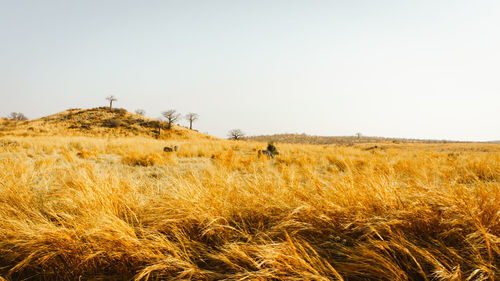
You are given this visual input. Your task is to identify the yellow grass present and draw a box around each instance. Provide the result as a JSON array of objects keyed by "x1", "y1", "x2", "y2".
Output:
[{"x1": 0, "y1": 114, "x2": 499, "y2": 280}]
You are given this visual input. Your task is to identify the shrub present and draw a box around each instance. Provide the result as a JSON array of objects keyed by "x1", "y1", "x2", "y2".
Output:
[
  {"x1": 267, "y1": 142, "x2": 279, "y2": 155},
  {"x1": 113, "y1": 108, "x2": 127, "y2": 116},
  {"x1": 103, "y1": 119, "x2": 122, "y2": 128}
]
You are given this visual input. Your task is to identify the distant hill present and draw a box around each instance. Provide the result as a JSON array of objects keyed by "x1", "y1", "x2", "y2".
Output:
[
  {"x1": 244, "y1": 133, "x2": 456, "y2": 145},
  {"x1": 0, "y1": 107, "x2": 213, "y2": 140}
]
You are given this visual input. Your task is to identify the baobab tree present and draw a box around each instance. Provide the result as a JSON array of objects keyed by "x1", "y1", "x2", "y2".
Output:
[
  {"x1": 228, "y1": 129, "x2": 245, "y2": 140},
  {"x1": 162, "y1": 109, "x2": 180, "y2": 130},
  {"x1": 185, "y1": 113, "x2": 199, "y2": 130},
  {"x1": 106, "y1": 95, "x2": 117, "y2": 109}
]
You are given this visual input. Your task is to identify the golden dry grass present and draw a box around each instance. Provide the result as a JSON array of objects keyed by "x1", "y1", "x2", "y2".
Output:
[{"x1": 0, "y1": 117, "x2": 499, "y2": 280}]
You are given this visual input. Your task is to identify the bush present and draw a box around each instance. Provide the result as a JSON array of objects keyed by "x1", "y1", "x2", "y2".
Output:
[
  {"x1": 267, "y1": 142, "x2": 279, "y2": 155},
  {"x1": 103, "y1": 119, "x2": 122, "y2": 128},
  {"x1": 113, "y1": 108, "x2": 127, "y2": 116}
]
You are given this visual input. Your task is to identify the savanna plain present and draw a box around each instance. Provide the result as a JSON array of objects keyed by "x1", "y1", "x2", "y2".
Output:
[{"x1": 0, "y1": 109, "x2": 499, "y2": 280}]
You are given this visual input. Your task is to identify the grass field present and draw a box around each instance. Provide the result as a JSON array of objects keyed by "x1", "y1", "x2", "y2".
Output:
[{"x1": 0, "y1": 110, "x2": 499, "y2": 280}]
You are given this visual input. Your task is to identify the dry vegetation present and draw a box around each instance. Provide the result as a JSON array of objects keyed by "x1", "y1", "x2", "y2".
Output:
[
  {"x1": 245, "y1": 133, "x2": 456, "y2": 145},
  {"x1": 0, "y1": 109, "x2": 499, "y2": 280}
]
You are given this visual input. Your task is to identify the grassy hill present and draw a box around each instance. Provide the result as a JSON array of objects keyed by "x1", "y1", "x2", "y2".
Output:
[{"x1": 0, "y1": 107, "x2": 212, "y2": 140}]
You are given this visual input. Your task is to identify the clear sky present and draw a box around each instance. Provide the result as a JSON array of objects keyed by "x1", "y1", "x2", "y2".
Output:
[{"x1": 1, "y1": 0, "x2": 499, "y2": 141}]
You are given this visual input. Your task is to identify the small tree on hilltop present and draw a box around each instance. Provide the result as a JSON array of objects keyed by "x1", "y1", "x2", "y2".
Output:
[
  {"x1": 8, "y1": 112, "x2": 28, "y2": 121},
  {"x1": 162, "y1": 110, "x2": 180, "y2": 130},
  {"x1": 135, "y1": 109, "x2": 145, "y2": 116},
  {"x1": 106, "y1": 95, "x2": 117, "y2": 109},
  {"x1": 185, "y1": 112, "x2": 199, "y2": 130},
  {"x1": 228, "y1": 129, "x2": 245, "y2": 140}
]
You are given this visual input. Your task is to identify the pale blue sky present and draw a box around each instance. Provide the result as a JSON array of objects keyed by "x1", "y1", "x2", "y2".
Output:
[{"x1": 1, "y1": 0, "x2": 499, "y2": 140}]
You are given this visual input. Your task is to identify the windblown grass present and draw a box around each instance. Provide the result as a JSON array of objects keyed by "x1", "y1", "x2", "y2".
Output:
[{"x1": 0, "y1": 136, "x2": 498, "y2": 280}]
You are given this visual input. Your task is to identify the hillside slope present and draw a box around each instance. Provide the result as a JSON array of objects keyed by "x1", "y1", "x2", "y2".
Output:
[{"x1": 0, "y1": 107, "x2": 213, "y2": 140}]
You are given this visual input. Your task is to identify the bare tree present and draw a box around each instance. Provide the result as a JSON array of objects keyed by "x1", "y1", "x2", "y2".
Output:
[
  {"x1": 135, "y1": 109, "x2": 146, "y2": 116},
  {"x1": 162, "y1": 110, "x2": 180, "y2": 130},
  {"x1": 7, "y1": 112, "x2": 28, "y2": 121},
  {"x1": 106, "y1": 95, "x2": 117, "y2": 109},
  {"x1": 228, "y1": 129, "x2": 245, "y2": 140},
  {"x1": 185, "y1": 113, "x2": 199, "y2": 130},
  {"x1": 355, "y1": 132, "x2": 362, "y2": 139}
]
